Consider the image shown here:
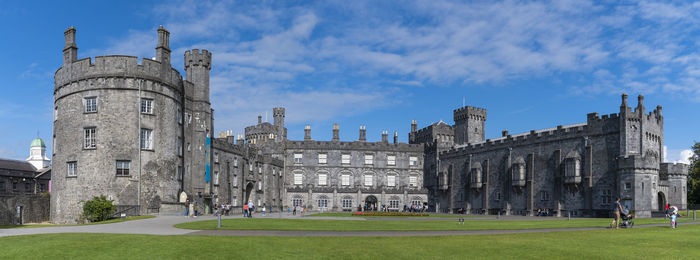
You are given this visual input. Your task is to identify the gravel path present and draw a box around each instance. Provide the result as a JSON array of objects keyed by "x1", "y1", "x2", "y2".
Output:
[{"x1": 1, "y1": 215, "x2": 697, "y2": 238}]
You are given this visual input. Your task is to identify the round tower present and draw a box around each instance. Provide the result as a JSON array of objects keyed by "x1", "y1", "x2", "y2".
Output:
[
  {"x1": 184, "y1": 49, "x2": 212, "y2": 103},
  {"x1": 52, "y1": 27, "x2": 184, "y2": 224}
]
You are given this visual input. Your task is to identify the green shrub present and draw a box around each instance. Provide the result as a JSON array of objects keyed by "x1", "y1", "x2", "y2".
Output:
[{"x1": 82, "y1": 195, "x2": 116, "y2": 222}]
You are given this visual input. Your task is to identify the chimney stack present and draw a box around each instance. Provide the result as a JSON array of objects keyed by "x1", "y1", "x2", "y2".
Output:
[
  {"x1": 393, "y1": 131, "x2": 398, "y2": 144},
  {"x1": 304, "y1": 125, "x2": 311, "y2": 141},
  {"x1": 332, "y1": 123, "x2": 339, "y2": 142},
  {"x1": 411, "y1": 120, "x2": 417, "y2": 132},
  {"x1": 381, "y1": 130, "x2": 388, "y2": 143},
  {"x1": 359, "y1": 125, "x2": 366, "y2": 142},
  {"x1": 502, "y1": 130, "x2": 508, "y2": 137},
  {"x1": 258, "y1": 115, "x2": 262, "y2": 124},
  {"x1": 236, "y1": 134, "x2": 244, "y2": 145}
]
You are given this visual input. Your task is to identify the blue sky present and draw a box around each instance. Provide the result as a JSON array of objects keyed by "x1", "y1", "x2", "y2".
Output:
[{"x1": 0, "y1": 0, "x2": 698, "y2": 163}]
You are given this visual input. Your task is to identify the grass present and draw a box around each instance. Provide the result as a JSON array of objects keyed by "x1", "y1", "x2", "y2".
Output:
[
  {"x1": 309, "y1": 212, "x2": 493, "y2": 218},
  {"x1": 0, "y1": 215, "x2": 155, "y2": 229},
  {"x1": 174, "y1": 217, "x2": 692, "y2": 231},
  {"x1": 1, "y1": 225, "x2": 699, "y2": 259}
]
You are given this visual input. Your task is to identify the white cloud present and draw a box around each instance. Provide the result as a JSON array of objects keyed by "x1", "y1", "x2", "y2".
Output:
[
  {"x1": 665, "y1": 146, "x2": 694, "y2": 164},
  {"x1": 679, "y1": 149, "x2": 694, "y2": 164}
]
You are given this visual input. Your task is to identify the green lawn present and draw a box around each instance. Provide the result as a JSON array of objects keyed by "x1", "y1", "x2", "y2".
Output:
[
  {"x1": 309, "y1": 212, "x2": 493, "y2": 218},
  {"x1": 1, "y1": 225, "x2": 698, "y2": 259},
  {"x1": 0, "y1": 215, "x2": 155, "y2": 229},
  {"x1": 174, "y1": 217, "x2": 691, "y2": 231}
]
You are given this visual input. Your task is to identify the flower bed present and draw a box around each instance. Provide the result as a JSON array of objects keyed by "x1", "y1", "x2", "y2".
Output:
[{"x1": 351, "y1": 212, "x2": 429, "y2": 217}]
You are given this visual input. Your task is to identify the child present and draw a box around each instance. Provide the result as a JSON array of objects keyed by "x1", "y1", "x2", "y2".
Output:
[{"x1": 670, "y1": 213, "x2": 677, "y2": 229}]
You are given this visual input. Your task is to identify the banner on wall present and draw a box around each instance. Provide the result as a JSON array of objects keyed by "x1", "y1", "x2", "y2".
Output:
[{"x1": 205, "y1": 133, "x2": 211, "y2": 183}]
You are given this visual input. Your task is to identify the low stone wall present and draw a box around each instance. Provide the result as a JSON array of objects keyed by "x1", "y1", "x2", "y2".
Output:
[{"x1": 0, "y1": 194, "x2": 50, "y2": 225}]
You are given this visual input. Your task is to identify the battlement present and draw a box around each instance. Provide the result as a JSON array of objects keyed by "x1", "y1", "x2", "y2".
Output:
[
  {"x1": 453, "y1": 106, "x2": 487, "y2": 121},
  {"x1": 617, "y1": 154, "x2": 660, "y2": 171},
  {"x1": 184, "y1": 49, "x2": 212, "y2": 70},
  {"x1": 659, "y1": 162, "x2": 689, "y2": 176},
  {"x1": 273, "y1": 107, "x2": 285, "y2": 117},
  {"x1": 54, "y1": 55, "x2": 184, "y2": 91},
  {"x1": 285, "y1": 139, "x2": 423, "y2": 152}
]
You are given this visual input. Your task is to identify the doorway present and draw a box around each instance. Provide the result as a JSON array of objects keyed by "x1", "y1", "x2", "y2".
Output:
[
  {"x1": 245, "y1": 182, "x2": 255, "y2": 205},
  {"x1": 365, "y1": 195, "x2": 378, "y2": 211},
  {"x1": 658, "y1": 192, "x2": 667, "y2": 212}
]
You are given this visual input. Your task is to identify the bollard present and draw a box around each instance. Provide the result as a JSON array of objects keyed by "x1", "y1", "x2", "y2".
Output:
[
  {"x1": 694, "y1": 210, "x2": 696, "y2": 221},
  {"x1": 568, "y1": 211, "x2": 571, "y2": 221},
  {"x1": 497, "y1": 211, "x2": 500, "y2": 219},
  {"x1": 217, "y1": 213, "x2": 221, "y2": 228}
]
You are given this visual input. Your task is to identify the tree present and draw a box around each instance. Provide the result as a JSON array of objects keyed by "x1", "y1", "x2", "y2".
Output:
[
  {"x1": 687, "y1": 142, "x2": 700, "y2": 207},
  {"x1": 82, "y1": 195, "x2": 116, "y2": 222}
]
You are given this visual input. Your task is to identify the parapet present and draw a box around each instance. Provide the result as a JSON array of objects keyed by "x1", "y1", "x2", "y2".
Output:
[
  {"x1": 54, "y1": 55, "x2": 184, "y2": 92},
  {"x1": 184, "y1": 49, "x2": 212, "y2": 70},
  {"x1": 617, "y1": 154, "x2": 660, "y2": 171},
  {"x1": 453, "y1": 106, "x2": 487, "y2": 121},
  {"x1": 659, "y1": 162, "x2": 689, "y2": 176}
]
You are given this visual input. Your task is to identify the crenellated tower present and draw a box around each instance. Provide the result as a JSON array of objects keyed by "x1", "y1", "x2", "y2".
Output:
[
  {"x1": 184, "y1": 49, "x2": 212, "y2": 103},
  {"x1": 453, "y1": 106, "x2": 487, "y2": 145},
  {"x1": 273, "y1": 107, "x2": 286, "y2": 142}
]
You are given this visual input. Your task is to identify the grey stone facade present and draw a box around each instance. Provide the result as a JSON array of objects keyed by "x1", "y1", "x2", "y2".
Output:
[{"x1": 418, "y1": 94, "x2": 688, "y2": 217}]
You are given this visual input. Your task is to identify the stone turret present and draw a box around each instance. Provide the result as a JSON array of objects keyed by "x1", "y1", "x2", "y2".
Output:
[
  {"x1": 273, "y1": 107, "x2": 286, "y2": 141},
  {"x1": 453, "y1": 106, "x2": 487, "y2": 145},
  {"x1": 332, "y1": 123, "x2": 339, "y2": 142},
  {"x1": 184, "y1": 49, "x2": 212, "y2": 103}
]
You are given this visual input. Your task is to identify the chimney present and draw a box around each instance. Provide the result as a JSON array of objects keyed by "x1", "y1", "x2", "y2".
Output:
[
  {"x1": 621, "y1": 93, "x2": 628, "y2": 108},
  {"x1": 393, "y1": 131, "x2": 398, "y2": 144},
  {"x1": 258, "y1": 115, "x2": 262, "y2": 124},
  {"x1": 304, "y1": 125, "x2": 311, "y2": 141},
  {"x1": 637, "y1": 94, "x2": 644, "y2": 113},
  {"x1": 502, "y1": 130, "x2": 508, "y2": 137},
  {"x1": 381, "y1": 130, "x2": 388, "y2": 143},
  {"x1": 359, "y1": 125, "x2": 366, "y2": 142},
  {"x1": 63, "y1": 26, "x2": 78, "y2": 65},
  {"x1": 236, "y1": 134, "x2": 244, "y2": 145},
  {"x1": 226, "y1": 131, "x2": 235, "y2": 144},
  {"x1": 411, "y1": 120, "x2": 417, "y2": 132},
  {"x1": 332, "y1": 123, "x2": 339, "y2": 142}
]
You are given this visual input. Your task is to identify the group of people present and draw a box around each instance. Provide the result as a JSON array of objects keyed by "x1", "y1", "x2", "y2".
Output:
[
  {"x1": 243, "y1": 201, "x2": 266, "y2": 218},
  {"x1": 403, "y1": 204, "x2": 426, "y2": 213},
  {"x1": 535, "y1": 208, "x2": 552, "y2": 216},
  {"x1": 610, "y1": 198, "x2": 680, "y2": 229},
  {"x1": 665, "y1": 203, "x2": 680, "y2": 229},
  {"x1": 288, "y1": 205, "x2": 307, "y2": 216}
]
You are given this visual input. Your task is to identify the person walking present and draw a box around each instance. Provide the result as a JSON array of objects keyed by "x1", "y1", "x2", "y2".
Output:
[
  {"x1": 262, "y1": 203, "x2": 266, "y2": 217},
  {"x1": 243, "y1": 203, "x2": 249, "y2": 218},
  {"x1": 611, "y1": 197, "x2": 622, "y2": 229},
  {"x1": 248, "y1": 201, "x2": 254, "y2": 218},
  {"x1": 293, "y1": 205, "x2": 297, "y2": 216},
  {"x1": 185, "y1": 198, "x2": 190, "y2": 217}
]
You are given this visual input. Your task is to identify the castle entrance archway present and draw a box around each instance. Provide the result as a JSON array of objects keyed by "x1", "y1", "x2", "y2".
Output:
[
  {"x1": 658, "y1": 192, "x2": 667, "y2": 212},
  {"x1": 365, "y1": 195, "x2": 378, "y2": 211},
  {"x1": 245, "y1": 182, "x2": 255, "y2": 205}
]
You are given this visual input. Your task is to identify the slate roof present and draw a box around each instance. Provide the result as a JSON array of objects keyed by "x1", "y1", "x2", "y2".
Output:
[{"x1": 0, "y1": 158, "x2": 37, "y2": 172}]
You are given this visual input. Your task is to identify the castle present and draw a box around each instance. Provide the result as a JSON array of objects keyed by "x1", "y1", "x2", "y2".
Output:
[{"x1": 50, "y1": 27, "x2": 686, "y2": 223}]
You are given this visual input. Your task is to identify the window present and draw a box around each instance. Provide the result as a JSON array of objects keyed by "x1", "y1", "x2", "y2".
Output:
[
  {"x1": 294, "y1": 153, "x2": 303, "y2": 164},
  {"x1": 540, "y1": 191, "x2": 550, "y2": 201},
  {"x1": 341, "y1": 174, "x2": 350, "y2": 186},
  {"x1": 140, "y1": 129, "x2": 153, "y2": 149},
  {"x1": 342, "y1": 198, "x2": 353, "y2": 208},
  {"x1": 187, "y1": 143, "x2": 190, "y2": 151},
  {"x1": 233, "y1": 197, "x2": 238, "y2": 206},
  {"x1": 54, "y1": 107, "x2": 58, "y2": 121},
  {"x1": 364, "y1": 154, "x2": 373, "y2": 165},
  {"x1": 342, "y1": 154, "x2": 351, "y2": 164},
  {"x1": 116, "y1": 161, "x2": 130, "y2": 176},
  {"x1": 411, "y1": 199, "x2": 422, "y2": 206},
  {"x1": 624, "y1": 182, "x2": 631, "y2": 190},
  {"x1": 140, "y1": 98, "x2": 153, "y2": 114},
  {"x1": 214, "y1": 153, "x2": 219, "y2": 163},
  {"x1": 84, "y1": 97, "x2": 97, "y2": 113},
  {"x1": 318, "y1": 173, "x2": 327, "y2": 186},
  {"x1": 12, "y1": 182, "x2": 17, "y2": 191},
  {"x1": 258, "y1": 166, "x2": 262, "y2": 174},
  {"x1": 318, "y1": 153, "x2": 327, "y2": 164},
  {"x1": 177, "y1": 108, "x2": 182, "y2": 124},
  {"x1": 565, "y1": 158, "x2": 581, "y2": 177},
  {"x1": 24, "y1": 183, "x2": 30, "y2": 193},
  {"x1": 177, "y1": 138, "x2": 183, "y2": 156},
  {"x1": 387, "y1": 175, "x2": 396, "y2": 187},
  {"x1": 410, "y1": 156, "x2": 418, "y2": 166},
  {"x1": 214, "y1": 171, "x2": 219, "y2": 185},
  {"x1": 258, "y1": 181, "x2": 261, "y2": 190},
  {"x1": 318, "y1": 197, "x2": 328, "y2": 209},
  {"x1": 294, "y1": 173, "x2": 303, "y2": 185},
  {"x1": 233, "y1": 175, "x2": 238, "y2": 186},
  {"x1": 409, "y1": 176, "x2": 418, "y2": 187},
  {"x1": 67, "y1": 161, "x2": 77, "y2": 177},
  {"x1": 495, "y1": 191, "x2": 502, "y2": 201},
  {"x1": 186, "y1": 113, "x2": 192, "y2": 124},
  {"x1": 84, "y1": 128, "x2": 96, "y2": 149},
  {"x1": 0, "y1": 181, "x2": 4, "y2": 192},
  {"x1": 387, "y1": 155, "x2": 396, "y2": 166},
  {"x1": 177, "y1": 166, "x2": 183, "y2": 181},
  {"x1": 389, "y1": 200, "x2": 400, "y2": 209},
  {"x1": 364, "y1": 174, "x2": 373, "y2": 186},
  {"x1": 249, "y1": 164, "x2": 253, "y2": 172},
  {"x1": 292, "y1": 198, "x2": 303, "y2": 207},
  {"x1": 40, "y1": 183, "x2": 46, "y2": 192},
  {"x1": 601, "y1": 189, "x2": 612, "y2": 205},
  {"x1": 234, "y1": 157, "x2": 238, "y2": 167}
]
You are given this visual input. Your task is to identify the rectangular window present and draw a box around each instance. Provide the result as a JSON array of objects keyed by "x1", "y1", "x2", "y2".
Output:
[
  {"x1": 318, "y1": 174, "x2": 327, "y2": 186},
  {"x1": 54, "y1": 107, "x2": 58, "y2": 121},
  {"x1": 318, "y1": 153, "x2": 327, "y2": 164},
  {"x1": 84, "y1": 128, "x2": 96, "y2": 149},
  {"x1": 24, "y1": 183, "x2": 31, "y2": 193},
  {"x1": 540, "y1": 191, "x2": 550, "y2": 201},
  {"x1": 496, "y1": 192, "x2": 502, "y2": 201},
  {"x1": 364, "y1": 175, "x2": 373, "y2": 186},
  {"x1": 186, "y1": 113, "x2": 192, "y2": 124},
  {"x1": 177, "y1": 108, "x2": 182, "y2": 124},
  {"x1": 233, "y1": 175, "x2": 238, "y2": 186},
  {"x1": 67, "y1": 161, "x2": 77, "y2": 177},
  {"x1": 140, "y1": 129, "x2": 153, "y2": 150},
  {"x1": 341, "y1": 154, "x2": 351, "y2": 165},
  {"x1": 601, "y1": 189, "x2": 612, "y2": 205},
  {"x1": 341, "y1": 174, "x2": 350, "y2": 186},
  {"x1": 294, "y1": 173, "x2": 303, "y2": 185},
  {"x1": 624, "y1": 182, "x2": 631, "y2": 190},
  {"x1": 214, "y1": 153, "x2": 219, "y2": 163},
  {"x1": 294, "y1": 153, "x2": 303, "y2": 164},
  {"x1": 249, "y1": 164, "x2": 253, "y2": 172},
  {"x1": 409, "y1": 176, "x2": 418, "y2": 187},
  {"x1": 214, "y1": 171, "x2": 219, "y2": 185},
  {"x1": 387, "y1": 175, "x2": 396, "y2": 187},
  {"x1": 140, "y1": 98, "x2": 153, "y2": 114},
  {"x1": 409, "y1": 156, "x2": 418, "y2": 166},
  {"x1": 293, "y1": 198, "x2": 303, "y2": 207},
  {"x1": 234, "y1": 157, "x2": 238, "y2": 167},
  {"x1": 177, "y1": 166, "x2": 183, "y2": 181},
  {"x1": 84, "y1": 97, "x2": 97, "y2": 113},
  {"x1": 342, "y1": 199, "x2": 353, "y2": 208},
  {"x1": 178, "y1": 137, "x2": 183, "y2": 156},
  {"x1": 364, "y1": 154, "x2": 373, "y2": 165},
  {"x1": 116, "y1": 160, "x2": 130, "y2": 176},
  {"x1": 389, "y1": 200, "x2": 399, "y2": 209},
  {"x1": 318, "y1": 198, "x2": 328, "y2": 209},
  {"x1": 40, "y1": 183, "x2": 46, "y2": 192},
  {"x1": 258, "y1": 182, "x2": 262, "y2": 190},
  {"x1": 258, "y1": 166, "x2": 262, "y2": 174},
  {"x1": 12, "y1": 182, "x2": 17, "y2": 191},
  {"x1": 387, "y1": 155, "x2": 396, "y2": 166}
]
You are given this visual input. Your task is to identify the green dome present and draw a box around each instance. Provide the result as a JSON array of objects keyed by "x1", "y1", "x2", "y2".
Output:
[{"x1": 30, "y1": 138, "x2": 46, "y2": 147}]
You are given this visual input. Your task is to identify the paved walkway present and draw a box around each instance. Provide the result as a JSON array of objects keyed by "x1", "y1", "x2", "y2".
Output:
[{"x1": 1, "y1": 215, "x2": 697, "y2": 238}]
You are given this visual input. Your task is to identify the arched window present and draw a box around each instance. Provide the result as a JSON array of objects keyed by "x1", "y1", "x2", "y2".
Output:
[{"x1": 341, "y1": 196, "x2": 353, "y2": 209}]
